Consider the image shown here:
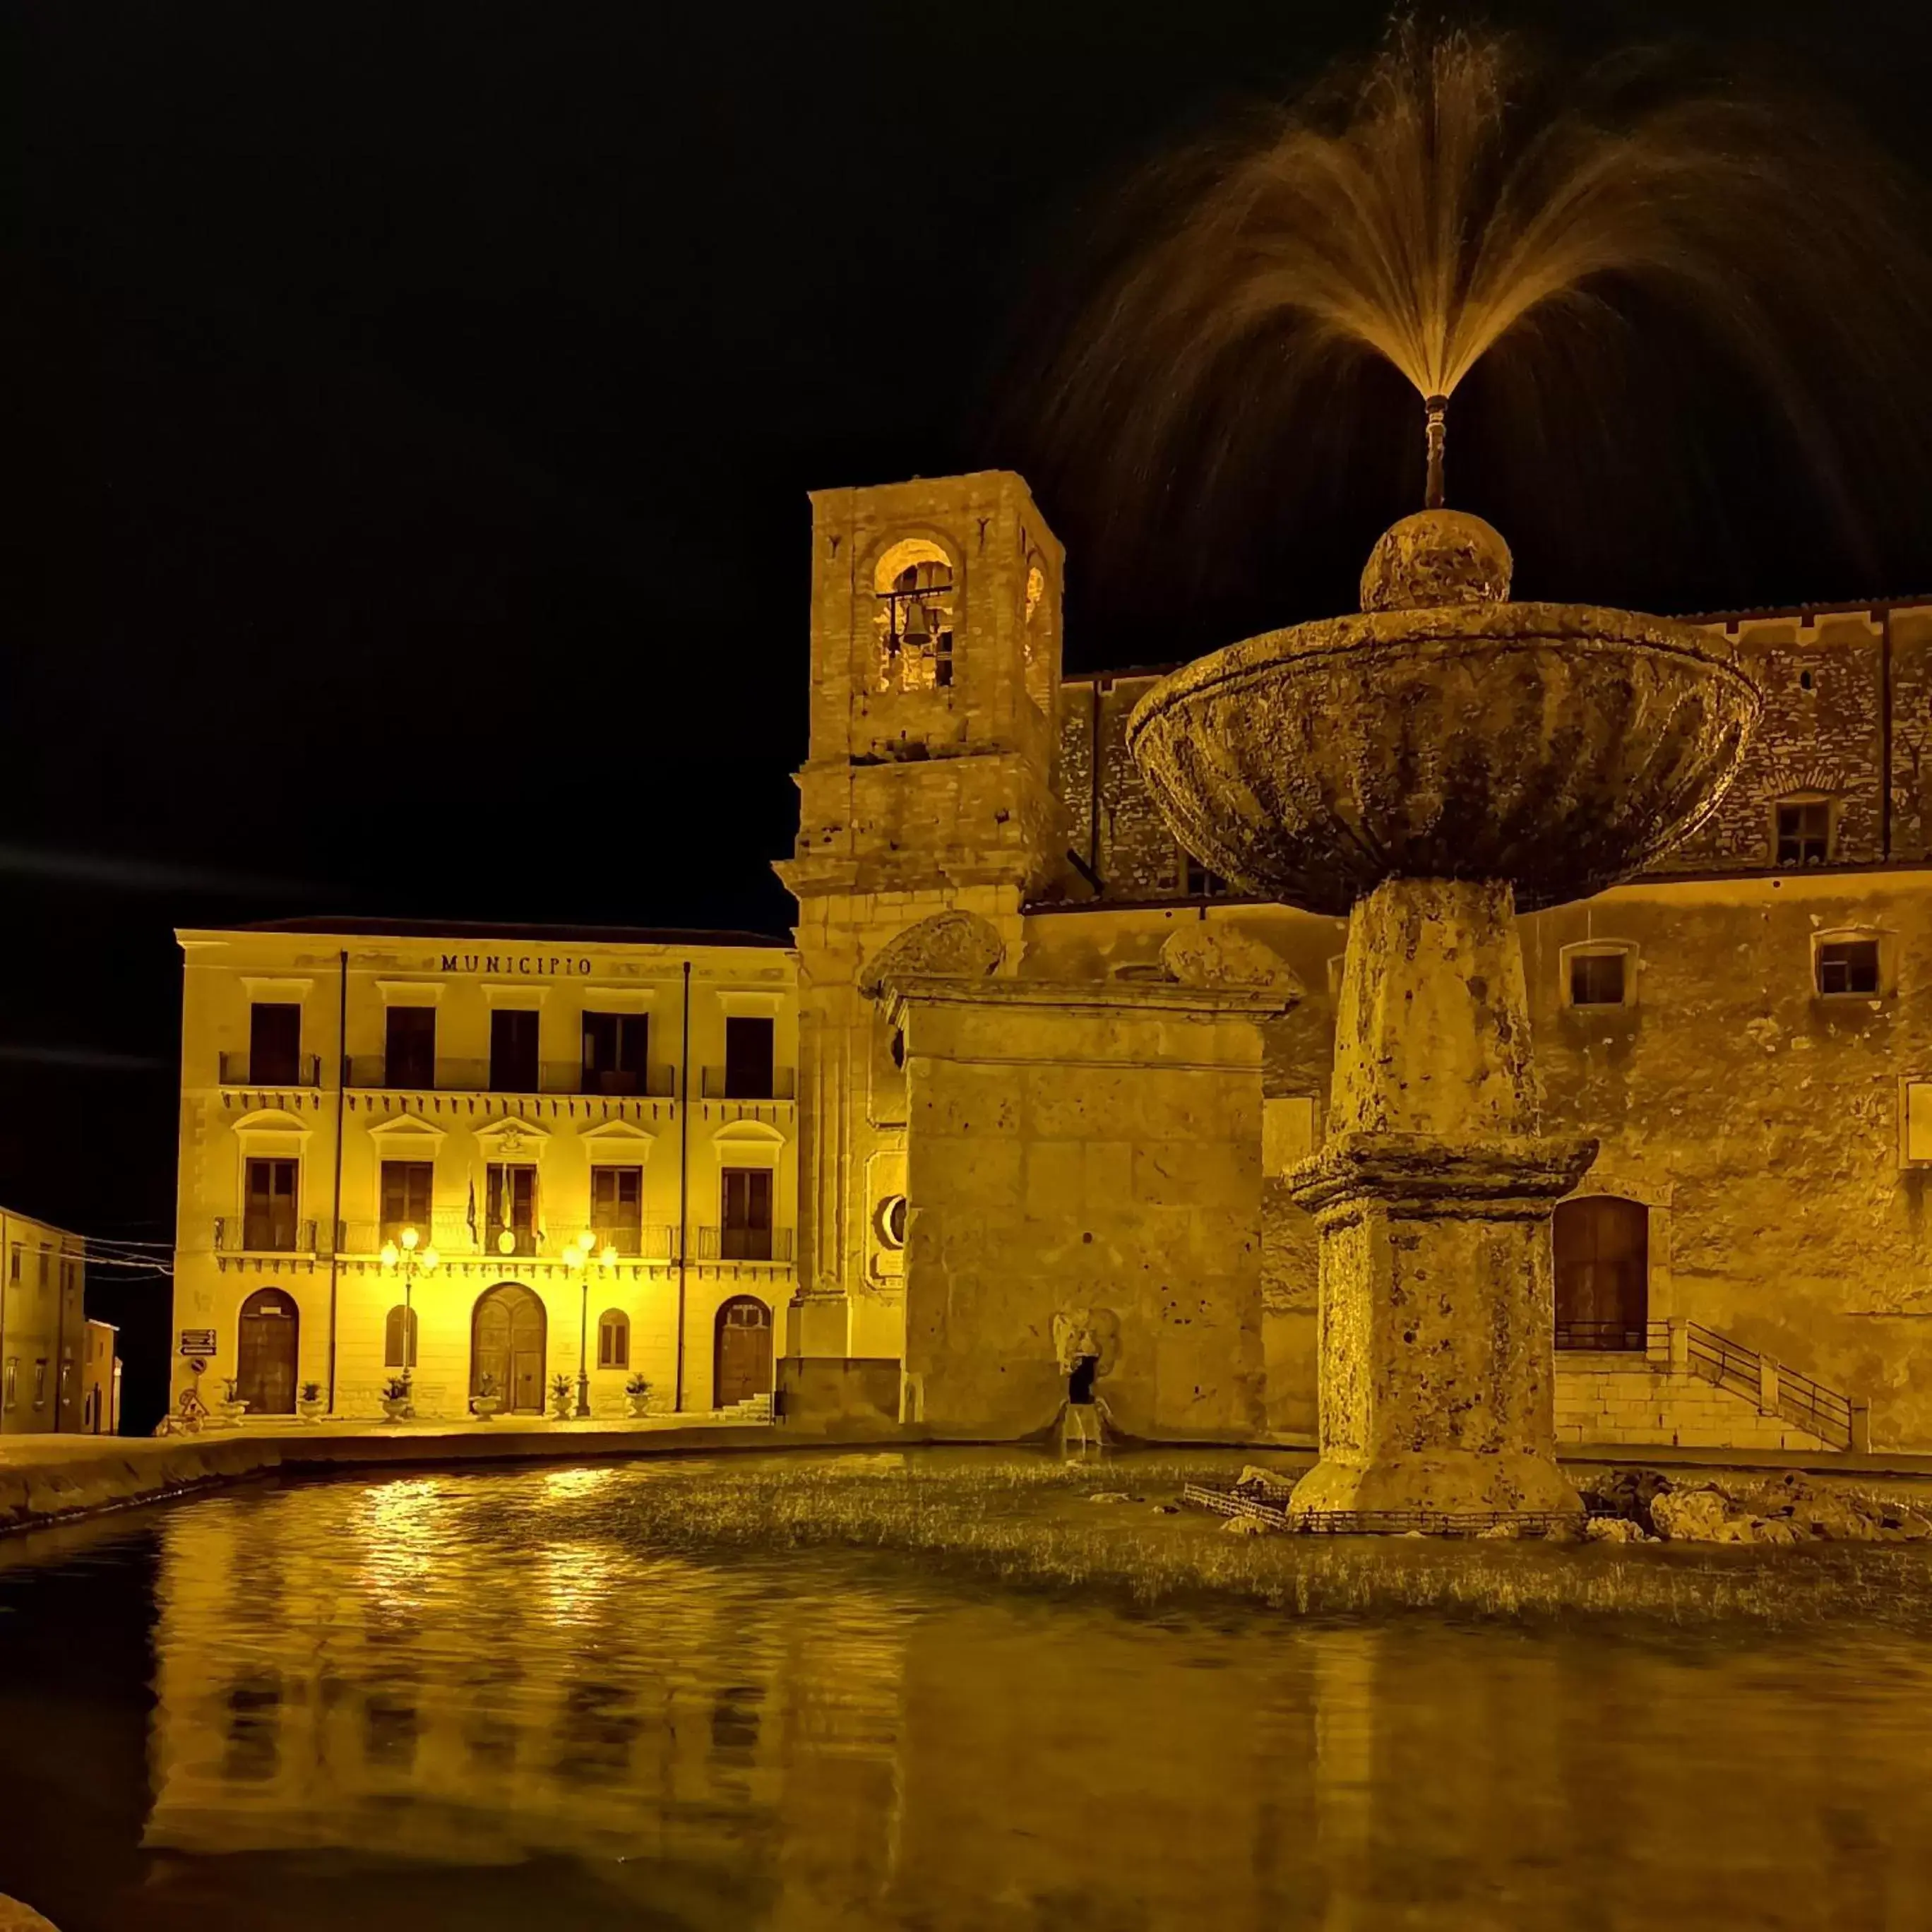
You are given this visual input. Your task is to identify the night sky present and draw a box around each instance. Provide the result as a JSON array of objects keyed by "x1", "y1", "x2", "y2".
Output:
[{"x1": 13, "y1": 1, "x2": 1932, "y2": 1418}]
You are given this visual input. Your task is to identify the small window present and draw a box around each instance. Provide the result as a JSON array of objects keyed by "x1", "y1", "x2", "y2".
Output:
[
  {"x1": 1181, "y1": 849, "x2": 1224, "y2": 898},
  {"x1": 1817, "y1": 938, "x2": 1881, "y2": 997},
  {"x1": 2, "y1": 1359, "x2": 16, "y2": 1410},
  {"x1": 249, "y1": 1001, "x2": 303, "y2": 1084},
  {"x1": 591, "y1": 1166, "x2": 644, "y2": 1254},
  {"x1": 32, "y1": 1361, "x2": 47, "y2": 1408},
  {"x1": 1775, "y1": 799, "x2": 1832, "y2": 866},
  {"x1": 384, "y1": 1305, "x2": 418, "y2": 1369},
  {"x1": 8, "y1": 1246, "x2": 18, "y2": 1284},
  {"x1": 379, "y1": 1161, "x2": 434, "y2": 1248},
  {"x1": 597, "y1": 1309, "x2": 630, "y2": 1370},
  {"x1": 583, "y1": 1011, "x2": 649, "y2": 1095},
  {"x1": 876, "y1": 1195, "x2": 909, "y2": 1251},
  {"x1": 488, "y1": 1008, "x2": 541, "y2": 1092},
  {"x1": 1569, "y1": 950, "x2": 1628, "y2": 1008},
  {"x1": 723, "y1": 1015, "x2": 775, "y2": 1099},
  {"x1": 1904, "y1": 1080, "x2": 1932, "y2": 1165},
  {"x1": 385, "y1": 1006, "x2": 436, "y2": 1088}
]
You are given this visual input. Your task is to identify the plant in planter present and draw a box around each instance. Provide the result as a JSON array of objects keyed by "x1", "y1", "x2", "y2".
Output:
[
  {"x1": 624, "y1": 1373, "x2": 654, "y2": 1419},
  {"x1": 213, "y1": 1373, "x2": 250, "y2": 1428},
  {"x1": 471, "y1": 1371, "x2": 503, "y2": 1421},
  {"x1": 381, "y1": 1372, "x2": 415, "y2": 1424},
  {"x1": 549, "y1": 1371, "x2": 575, "y2": 1421},
  {"x1": 297, "y1": 1380, "x2": 326, "y2": 1424}
]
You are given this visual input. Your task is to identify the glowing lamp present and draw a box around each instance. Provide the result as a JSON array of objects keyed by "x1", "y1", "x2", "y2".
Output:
[
  {"x1": 600, "y1": 1246, "x2": 617, "y2": 1268},
  {"x1": 381, "y1": 1242, "x2": 400, "y2": 1270},
  {"x1": 400, "y1": 1226, "x2": 419, "y2": 1252},
  {"x1": 422, "y1": 1247, "x2": 439, "y2": 1272},
  {"x1": 496, "y1": 1229, "x2": 517, "y2": 1256}
]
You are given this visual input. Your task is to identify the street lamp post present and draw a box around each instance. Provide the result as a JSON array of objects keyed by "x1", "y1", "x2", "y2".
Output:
[
  {"x1": 379, "y1": 1224, "x2": 439, "y2": 1398},
  {"x1": 562, "y1": 1232, "x2": 618, "y2": 1419}
]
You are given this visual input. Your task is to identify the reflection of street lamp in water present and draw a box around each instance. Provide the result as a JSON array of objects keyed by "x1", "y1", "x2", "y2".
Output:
[
  {"x1": 379, "y1": 1225, "x2": 439, "y2": 1382},
  {"x1": 562, "y1": 1233, "x2": 617, "y2": 1419}
]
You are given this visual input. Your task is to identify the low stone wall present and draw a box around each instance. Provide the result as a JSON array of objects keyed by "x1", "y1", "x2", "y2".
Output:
[
  {"x1": 1555, "y1": 1354, "x2": 1833, "y2": 1452},
  {"x1": 777, "y1": 1356, "x2": 903, "y2": 1433},
  {"x1": 0, "y1": 1436, "x2": 284, "y2": 1534}
]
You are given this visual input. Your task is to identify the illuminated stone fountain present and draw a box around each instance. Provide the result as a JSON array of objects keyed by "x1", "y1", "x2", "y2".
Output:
[{"x1": 1128, "y1": 511, "x2": 1761, "y2": 1518}]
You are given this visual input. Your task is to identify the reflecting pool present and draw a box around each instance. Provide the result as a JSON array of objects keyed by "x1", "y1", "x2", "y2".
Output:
[{"x1": 3, "y1": 1452, "x2": 1931, "y2": 1929}]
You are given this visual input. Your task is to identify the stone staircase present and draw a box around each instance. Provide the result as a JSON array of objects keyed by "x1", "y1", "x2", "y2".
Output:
[
  {"x1": 720, "y1": 1393, "x2": 774, "y2": 1423},
  {"x1": 1556, "y1": 1318, "x2": 1867, "y2": 1454}
]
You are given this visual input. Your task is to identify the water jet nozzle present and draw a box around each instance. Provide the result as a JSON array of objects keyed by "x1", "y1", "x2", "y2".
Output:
[{"x1": 1423, "y1": 395, "x2": 1448, "y2": 510}]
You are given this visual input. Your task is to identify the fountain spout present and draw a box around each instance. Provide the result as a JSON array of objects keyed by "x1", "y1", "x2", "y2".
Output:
[{"x1": 1423, "y1": 395, "x2": 1448, "y2": 509}]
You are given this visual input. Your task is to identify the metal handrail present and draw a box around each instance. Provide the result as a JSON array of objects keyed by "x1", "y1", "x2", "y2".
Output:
[
  {"x1": 219, "y1": 1052, "x2": 322, "y2": 1087},
  {"x1": 1661, "y1": 1316, "x2": 1856, "y2": 1450},
  {"x1": 696, "y1": 1225, "x2": 794, "y2": 1263},
  {"x1": 214, "y1": 1217, "x2": 319, "y2": 1255},
  {"x1": 345, "y1": 1056, "x2": 674, "y2": 1097},
  {"x1": 699, "y1": 1066, "x2": 798, "y2": 1102}
]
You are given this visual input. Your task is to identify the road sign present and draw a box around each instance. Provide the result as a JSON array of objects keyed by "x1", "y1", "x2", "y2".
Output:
[{"x1": 178, "y1": 1329, "x2": 217, "y2": 1358}]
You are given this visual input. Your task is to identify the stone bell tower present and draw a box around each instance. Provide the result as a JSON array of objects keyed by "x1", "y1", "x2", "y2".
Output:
[{"x1": 775, "y1": 471, "x2": 1066, "y2": 1381}]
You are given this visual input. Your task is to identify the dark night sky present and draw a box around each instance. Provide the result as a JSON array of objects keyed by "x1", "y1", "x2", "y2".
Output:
[{"x1": 11, "y1": 1, "x2": 1932, "y2": 1405}]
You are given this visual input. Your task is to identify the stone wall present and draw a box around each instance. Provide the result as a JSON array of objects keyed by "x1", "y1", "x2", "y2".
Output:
[
  {"x1": 1554, "y1": 1355, "x2": 1834, "y2": 1452},
  {"x1": 895, "y1": 978, "x2": 1278, "y2": 1441},
  {"x1": 1057, "y1": 600, "x2": 1932, "y2": 901}
]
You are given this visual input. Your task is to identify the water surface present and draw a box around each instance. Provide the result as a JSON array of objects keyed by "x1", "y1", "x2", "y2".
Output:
[{"x1": 1, "y1": 1453, "x2": 1929, "y2": 1929}]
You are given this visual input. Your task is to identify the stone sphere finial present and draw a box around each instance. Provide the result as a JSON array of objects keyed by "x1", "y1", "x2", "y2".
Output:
[{"x1": 1359, "y1": 509, "x2": 1513, "y2": 613}]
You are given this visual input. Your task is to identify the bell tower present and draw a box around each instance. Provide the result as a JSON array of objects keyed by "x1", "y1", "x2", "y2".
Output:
[{"x1": 775, "y1": 470, "x2": 1066, "y2": 1377}]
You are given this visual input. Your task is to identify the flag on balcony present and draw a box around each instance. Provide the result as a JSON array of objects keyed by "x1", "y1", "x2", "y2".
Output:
[{"x1": 465, "y1": 1170, "x2": 478, "y2": 1247}]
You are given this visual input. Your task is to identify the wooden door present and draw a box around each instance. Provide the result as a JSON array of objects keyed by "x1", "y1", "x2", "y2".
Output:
[
  {"x1": 236, "y1": 1287, "x2": 299, "y2": 1414},
  {"x1": 472, "y1": 1283, "x2": 547, "y2": 1412},
  {"x1": 1554, "y1": 1197, "x2": 1649, "y2": 1351},
  {"x1": 714, "y1": 1296, "x2": 772, "y2": 1407}
]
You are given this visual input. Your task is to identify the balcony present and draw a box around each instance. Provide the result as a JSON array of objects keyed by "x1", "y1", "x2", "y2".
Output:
[
  {"x1": 699, "y1": 1067, "x2": 797, "y2": 1102},
  {"x1": 696, "y1": 1225, "x2": 794, "y2": 1264},
  {"x1": 345, "y1": 1057, "x2": 678, "y2": 1098},
  {"x1": 219, "y1": 1052, "x2": 322, "y2": 1087},
  {"x1": 333, "y1": 1217, "x2": 683, "y2": 1260},
  {"x1": 213, "y1": 1216, "x2": 320, "y2": 1255}
]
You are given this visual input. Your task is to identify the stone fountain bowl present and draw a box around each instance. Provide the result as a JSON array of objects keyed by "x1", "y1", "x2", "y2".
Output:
[{"x1": 1126, "y1": 600, "x2": 1762, "y2": 917}]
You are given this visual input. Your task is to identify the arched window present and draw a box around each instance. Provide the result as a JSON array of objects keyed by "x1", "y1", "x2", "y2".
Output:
[
  {"x1": 873, "y1": 538, "x2": 956, "y2": 693},
  {"x1": 384, "y1": 1304, "x2": 418, "y2": 1369},
  {"x1": 597, "y1": 1308, "x2": 630, "y2": 1371}
]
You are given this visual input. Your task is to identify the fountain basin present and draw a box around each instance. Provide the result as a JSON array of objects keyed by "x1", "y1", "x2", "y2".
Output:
[{"x1": 1126, "y1": 602, "x2": 1760, "y2": 916}]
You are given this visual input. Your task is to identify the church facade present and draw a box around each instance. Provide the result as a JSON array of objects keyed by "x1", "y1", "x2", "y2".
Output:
[{"x1": 172, "y1": 469, "x2": 1932, "y2": 1448}]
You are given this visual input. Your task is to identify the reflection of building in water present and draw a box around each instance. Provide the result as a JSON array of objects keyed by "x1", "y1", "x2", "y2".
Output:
[{"x1": 141, "y1": 1481, "x2": 907, "y2": 1914}]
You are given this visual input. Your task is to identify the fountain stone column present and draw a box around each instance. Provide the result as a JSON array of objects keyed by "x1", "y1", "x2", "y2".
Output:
[
  {"x1": 1127, "y1": 509, "x2": 1761, "y2": 1522},
  {"x1": 1287, "y1": 874, "x2": 1594, "y2": 1514}
]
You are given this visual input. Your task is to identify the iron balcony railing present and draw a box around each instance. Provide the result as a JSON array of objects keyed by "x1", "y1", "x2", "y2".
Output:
[
  {"x1": 344, "y1": 1056, "x2": 677, "y2": 1098},
  {"x1": 213, "y1": 1217, "x2": 320, "y2": 1255},
  {"x1": 1553, "y1": 1319, "x2": 1648, "y2": 1353},
  {"x1": 1667, "y1": 1317, "x2": 1856, "y2": 1451},
  {"x1": 333, "y1": 1217, "x2": 682, "y2": 1261},
  {"x1": 219, "y1": 1052, "x2": 322, "y2": 1087},
  {"x1": 696, "y1": 1225, "x2": 794, "y2": 1264},
  {"x1": 698, "y1": 1066, "x2": 797, "y2": 1102}
]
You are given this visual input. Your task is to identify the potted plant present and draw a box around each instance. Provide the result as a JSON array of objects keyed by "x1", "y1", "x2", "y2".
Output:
[
  {"x1": 213, "y1": 1373, "x2": 250, "y2": 1429},
  {"x1": 297, "y1": 1380, "x2": 326, "y2": 1424},
  {"x1": 549, "y1": 1371, "x2": 575, "y2": 1421},
  {"x1": 381, "y1": 1371, "x2": 415, "y2": 1423},
  {"x1": 471, "y1": 1372, "x2": 502, "y2": 1421},
  {"x1": 624, "y1": 1373, "x2": 653, "y2": 1419}
]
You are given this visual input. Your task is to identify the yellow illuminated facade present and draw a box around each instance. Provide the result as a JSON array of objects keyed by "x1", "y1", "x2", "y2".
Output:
[
  {"x1": 0, "y1": 1204, "x2": 86, "y2": 1434},
  {"x1": 170, "y1": 924, "x2": 798, "y2": 1420}
]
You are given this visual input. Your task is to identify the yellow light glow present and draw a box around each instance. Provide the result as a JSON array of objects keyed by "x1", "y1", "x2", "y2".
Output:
[
  {"x1": 400, "y1": 1226, "x2": 419, "y2": 1251},
  {"x1": 422, "y1": 1247, "x2": 439, "y2": 1272},
  {"x1": 600, "y1": 1245, "x2": 617, "y2": 1268},
  {"x1": 380, "y1": 1242, "x2": 400, "y2": 1270},
  {"x1": 496, "y1": 1229, "x2": 516, "y2": 1256}
]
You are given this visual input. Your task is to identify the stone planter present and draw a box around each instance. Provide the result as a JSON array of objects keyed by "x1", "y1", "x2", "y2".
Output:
[
  {"x1": 471, "y1": 1396, "x2": 501, "y2": 1421},
  {"x1": 296, "y1": 1397, "x2": 326, "y2": 1424},
  {"x1": 211, "y1": 1398, "x2": 249, "y2": 1431},
  {"x1": 626, "y1": 1393, "x2": 652, "y2": 1419},
  {"x1": 549, "y1": 1395, "x2": 575, "y2": 1421},
  {"x1": 380, "y1": 1396, "x2": 412, "y2": 1424}
]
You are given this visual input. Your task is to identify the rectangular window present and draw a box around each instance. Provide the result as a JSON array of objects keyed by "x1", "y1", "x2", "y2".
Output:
[
  {"x1": 243, "y1": 1158, "x2": 299, "y2": 1252},
  {"x1": 1183, "y1": 853, "x2": 1224, "y2": 898},
  {"x1": 7, "y1": 1246, "x2": 17, "y2": 1284},
  {"x1": 1569, "y1": 951, "x2": 1627, "y2": 1007},
  {"x1": 582, "y1": 1011, "x2": 649, "y2": 1095},
  {"x1": 1775, "y1": 800, "x2": 1831, "y2": 866},
  {"x1": 32, "y1": 1361, "x2": 47, "y2": 1408},
  {"x1": 1818, "y1": 938, "x2": 1880, "y2": 996},
  {"x1": 486, "y1": 1164, "x2": 539, "y2": 1256},
  {"x1": 379, "y1": 1162, "x2": 435, "y2": 1246},
  {"x1": 385, "y1": 1006, "x2": 436, "y2": 1088},
  {"x1": 723, "y1": 1015, "x2": 775, "y2": 1100},
  {"x1": 1907, "y1": 1081, "x2": 1932, "y2": 1164},
  {"x1": 58, "y1": 1361, "x2": 71, "y2": 1411},
  {"x1": 590, "y1": 1166, "x2": 645, "y2": 1254},
  {"x1": 2, "y1": 1360, "x2": 15, "y2": 1410},
  {"x1": 597, "y1": 1314, "x2": 629, "y2": 1370},
  {"x1": 720, "y1": 1167, "x2": 774, "y2": 1261},
  {"x1": 489, "y1": 1009, "x2": 540, "y2": 1092},
  {"x1": 249, "y1": 1001, "x2": 303, "y2": 1083}
]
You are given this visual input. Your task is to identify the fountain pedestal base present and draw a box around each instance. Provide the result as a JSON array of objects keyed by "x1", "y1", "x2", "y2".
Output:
[{"x1": 1285, "y1": 1132, "x2": 1594, "y2": 1519}]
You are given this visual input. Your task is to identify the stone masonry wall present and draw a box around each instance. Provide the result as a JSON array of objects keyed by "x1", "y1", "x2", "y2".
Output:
[{"x1": 899, "y1": 986, "x2": 1270, "y2": 1441}]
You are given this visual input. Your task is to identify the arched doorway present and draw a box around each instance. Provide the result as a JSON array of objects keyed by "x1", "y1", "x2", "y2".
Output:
[
  {"x1": 472, "y1": 1283, "x2": 547, "y2": 1414},
  {"x1": 714, "y1": 1296, "x2": 773, "y2": 1408},
  {"x1": 1554, "y1": 1196, "x2": 1650, "y2": 1351},
  {"x1": 236, "y1": 1287, "x2": 299, "y2": 1414}
]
